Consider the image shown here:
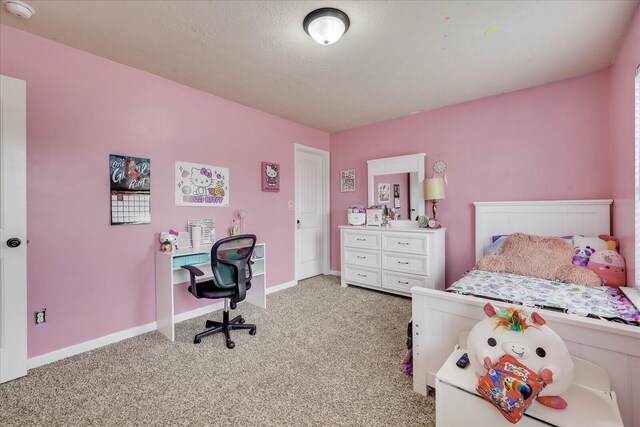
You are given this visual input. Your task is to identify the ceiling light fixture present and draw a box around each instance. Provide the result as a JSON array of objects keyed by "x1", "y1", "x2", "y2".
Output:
[
  {"x1": 4, "y1": 0, "x2": 35, "y2": 19},
  {"x1": 303, "y1": 8, "x2": 350, "y2": 45}
]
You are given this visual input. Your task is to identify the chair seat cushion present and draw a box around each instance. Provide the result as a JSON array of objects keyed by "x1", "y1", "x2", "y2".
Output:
[{"x1": 189, "y1": 280, "x2": 252, "y2": 299}]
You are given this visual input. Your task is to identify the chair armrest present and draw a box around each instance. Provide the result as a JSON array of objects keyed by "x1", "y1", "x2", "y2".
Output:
[
  {"x1": 181, "y1": 265, "x2": 205, "y2": 277},
  {"x1": 182, "y1": 265, "x2": 204, "y2": 298}
]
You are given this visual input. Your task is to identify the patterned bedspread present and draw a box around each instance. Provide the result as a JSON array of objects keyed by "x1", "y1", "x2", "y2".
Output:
[{"x1": 447, "y1": 270, "x2": 640, "y2": 326}]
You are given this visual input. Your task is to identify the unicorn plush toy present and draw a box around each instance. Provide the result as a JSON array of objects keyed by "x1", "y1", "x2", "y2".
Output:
[{"x1": 468, "y1": 303, "x2": 574, "y2": 409}]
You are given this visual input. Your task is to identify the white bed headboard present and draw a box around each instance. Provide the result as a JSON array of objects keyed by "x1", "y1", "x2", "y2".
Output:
[{"x1": 474, "y1": 199, "x2": 613, "y2": 262}]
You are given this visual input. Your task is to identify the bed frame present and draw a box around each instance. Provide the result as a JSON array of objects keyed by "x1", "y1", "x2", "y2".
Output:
[{"x1": 411, "y1": 199, "x2": 640, "y2": 427}]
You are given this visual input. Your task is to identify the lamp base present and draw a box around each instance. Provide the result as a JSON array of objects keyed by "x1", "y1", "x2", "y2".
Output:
[{"x1": 432, "y1": 200, "x2": 438, "y2": 222}]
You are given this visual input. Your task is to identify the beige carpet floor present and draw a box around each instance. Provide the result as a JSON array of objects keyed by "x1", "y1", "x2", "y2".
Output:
[{"x1": 0, "y1": 275, "x2": 435, "y2": 426}]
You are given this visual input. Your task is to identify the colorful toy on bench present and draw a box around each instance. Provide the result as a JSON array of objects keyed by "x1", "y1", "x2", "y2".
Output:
[
  {"x1": 468, "y1": 303, "x2": 574, "y2": 410},
  {"x1": 477, "y1": 354, "x2": 546, "y2": 423},
  {"x1": 586, "y1": 241, "x2": 626, "y2": 286}
]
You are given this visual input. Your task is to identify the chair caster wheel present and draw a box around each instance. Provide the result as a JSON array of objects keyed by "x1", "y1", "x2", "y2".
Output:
[
  {"x1": 249, "y1": 328, "x2": 257, "y2": 335},
  {"x1": 238, "y1": 317, "x2": 246, "y2": 324},
  {"x1": 194, "y1": 337, "x2": 202, "y2": 344},
  {"x1": 226, "y1": 340, "x2": 235, "y2": 349}
]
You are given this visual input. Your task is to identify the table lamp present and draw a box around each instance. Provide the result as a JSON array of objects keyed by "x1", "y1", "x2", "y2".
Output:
[{"x1": 424, "y1": 177, "x2": 445, "y2": 221}]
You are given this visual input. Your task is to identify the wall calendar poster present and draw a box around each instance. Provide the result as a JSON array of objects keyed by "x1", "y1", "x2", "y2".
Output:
[
  {"x1": 176, "y1": 161, "x2": 229, "y2": 207},
  {"x1": 110, "y1": 154, "x2": 151, "y2": 225}
]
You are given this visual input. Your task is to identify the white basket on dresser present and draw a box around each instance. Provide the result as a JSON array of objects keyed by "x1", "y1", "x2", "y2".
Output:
[{"x1": 339, "y1": 225, "x2": 445, "y2": 296}]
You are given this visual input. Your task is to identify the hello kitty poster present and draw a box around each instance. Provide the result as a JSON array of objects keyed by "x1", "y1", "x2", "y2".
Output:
[
  {"x1": 175, "y1": 161, "x2": 229, "y2": 207},
  {"x1": 261, "y1": 162, "x2": 280, "y2": 192}
]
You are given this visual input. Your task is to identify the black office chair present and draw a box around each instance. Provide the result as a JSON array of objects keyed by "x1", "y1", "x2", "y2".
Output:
[{"x1": 182, "y1": 234, "x2": 257, "y2": 348}]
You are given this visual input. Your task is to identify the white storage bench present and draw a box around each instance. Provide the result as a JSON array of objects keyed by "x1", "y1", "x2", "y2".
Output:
[{"x1": 435, "y1": 348, "x2": 623, "y2": 427}]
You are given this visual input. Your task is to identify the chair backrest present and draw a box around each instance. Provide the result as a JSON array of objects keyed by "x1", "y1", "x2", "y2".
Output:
[{"x1": 211, "y1": 234, "x2": 256, "y2": 303}]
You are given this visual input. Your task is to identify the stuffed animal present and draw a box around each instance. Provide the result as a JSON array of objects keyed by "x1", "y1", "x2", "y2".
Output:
[
  {"x1": 159, "y1": 230, "x2": 179, "y2": 250},
  {"x1": 475, "y1": 233, "x2": 601, "y2": 286},
  {"x1": 468, "y1": 303, "x2": 574, "y2": 409},
  {"x1": 587, "y1": 245, "x2": 626, "y2": 286},
  {"x1": 572, "y1": 247, "x2": 596, "y2": 267}
]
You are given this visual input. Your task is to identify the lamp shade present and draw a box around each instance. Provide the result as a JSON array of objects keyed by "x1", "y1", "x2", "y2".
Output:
[{"x1": 424, "y1": 178, "x2": 445, "y2": 200}]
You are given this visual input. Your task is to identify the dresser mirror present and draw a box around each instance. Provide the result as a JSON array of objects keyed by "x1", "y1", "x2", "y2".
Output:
[{"x1": 367, "y1": 153, "x2": 425, "y2": 221}]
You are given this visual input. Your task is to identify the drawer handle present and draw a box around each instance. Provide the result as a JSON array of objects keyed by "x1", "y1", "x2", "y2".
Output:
[
  {"x1": 398, "y1": 280, "x2": 410, "y2": 285},
  {"x1": 358, "y1": 273, "x2": 367, "y2": 277},
  {"x1": 398, "y1": 241, "x2": 410, "y2": 245},
  {"x1": 356, "y1": 238, "x2": 367, "y2": 241},
  {"x1": 398, "y1": 261, "x2": 409, "y2": 265},
  {"x1": 357, "y1": 256, "x2": 367, "y2": 259}
]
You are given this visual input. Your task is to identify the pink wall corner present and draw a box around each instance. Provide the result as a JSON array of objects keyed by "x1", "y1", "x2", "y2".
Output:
[
  {"x1": 0, "y1": 25, "x2": 329, "y2": 357},
  {"x1": 609, "y1": 5, "x2": 640, "y2": 287},
  {"x1": 331, "y1": 71, "x2": 612, "y2": 285}
]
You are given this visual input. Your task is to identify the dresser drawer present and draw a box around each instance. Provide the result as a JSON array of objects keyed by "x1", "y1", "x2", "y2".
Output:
[
  {"x1": 382, "y1": 252, "x2": 429, "y2": 275},
  {"x1": 382, "y1": 270, "x2": 428, "y2": 293},
  {"x1": 343, "y1": 230, "x2": 381, "y2": 250},
  {"x1": 344, "y1": 247, "x2": 381, "y2": 269},
  {"x1": 381, "y1": 232, "x2": 429, "y2": 254},
  {"x1": 344, "y1": 265, "x2": 381, "y2": 287}
]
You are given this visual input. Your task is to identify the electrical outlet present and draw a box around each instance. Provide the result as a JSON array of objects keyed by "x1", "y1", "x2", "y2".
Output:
[{"x1": 34, "y1": 308, "x2": 46, "y2": 325}]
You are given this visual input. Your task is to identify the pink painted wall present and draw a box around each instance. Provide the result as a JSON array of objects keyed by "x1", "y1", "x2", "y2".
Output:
[
  {"x1": 0, "y1": 25, "x2": 329, "y2": 357},
  {"x1": 609, "y1": 5, "x2": 639, "y2": 286},
  {"x1": 331, "y1": 70, "x2": 612, "y2": 285},
  {"x1": 373, "y1": 173, "x2": 410, "y2": 219}
]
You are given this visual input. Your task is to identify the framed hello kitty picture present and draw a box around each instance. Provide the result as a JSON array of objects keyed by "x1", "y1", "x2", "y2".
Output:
[
  {"x1": 261, "y1": 162, "x2": 280, "y2": 192},
  {"x1": 175, "y1": 161, "x2": 229, "y2": 207}
]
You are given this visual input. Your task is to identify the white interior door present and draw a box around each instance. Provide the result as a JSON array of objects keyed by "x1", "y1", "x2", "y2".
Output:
[
  {"x1": 295, "y1": 145, "x2": 329, "y2": 280},
  {"x1": 0, "y1": 75, "x2": 28, "y2": 383}
]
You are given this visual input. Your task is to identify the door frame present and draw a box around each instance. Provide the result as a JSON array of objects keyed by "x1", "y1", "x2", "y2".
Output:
[
  {"x1": 0, "y1": 75, "x2": 28, "y2": 383},
  {"x1": 294, "y1": 143, "x2": 330, "y2": 280}
]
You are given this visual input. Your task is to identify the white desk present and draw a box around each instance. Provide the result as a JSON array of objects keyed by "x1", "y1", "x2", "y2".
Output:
[{"x1": 155, "y1": 243, "x2": 266, "y2": 341}]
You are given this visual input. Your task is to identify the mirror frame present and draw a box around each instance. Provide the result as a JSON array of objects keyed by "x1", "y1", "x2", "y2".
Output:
[{"x1": 367, "y1": 153, "x2": 425, "y2": 219}]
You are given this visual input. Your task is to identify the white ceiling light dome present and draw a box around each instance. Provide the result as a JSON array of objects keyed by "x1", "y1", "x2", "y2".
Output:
[
  {"x1": 4, "y1": 0, "x2": 35, "y2": 19},
  {"x1": 303, "y1": 8, "x2": 350, "y2": 46}
]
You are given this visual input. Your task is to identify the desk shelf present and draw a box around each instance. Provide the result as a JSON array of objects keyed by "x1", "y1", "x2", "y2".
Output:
[{"x1": 155, "y1": 242, "x2": 267, "y2": 341}]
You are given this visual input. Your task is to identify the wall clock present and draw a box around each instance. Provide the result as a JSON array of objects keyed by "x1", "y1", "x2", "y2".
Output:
[{"x1": 433, "y1": 160, "x2": 447, "y2": 175}]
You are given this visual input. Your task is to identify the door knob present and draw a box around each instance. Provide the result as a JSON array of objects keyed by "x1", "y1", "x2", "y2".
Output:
[{"x1": 7, "y1": 238, "x2": 21, "y2": 248}]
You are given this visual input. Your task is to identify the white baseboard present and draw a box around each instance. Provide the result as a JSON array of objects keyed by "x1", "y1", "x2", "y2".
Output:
[
  {"x1": 27, "y1": 320, "x2": 158, "y2": 369},
  {"x1": 27, "y1": 279, "x2": 296, "y2": 370},
  {"x1": 266, "y1": 280, "x2": 297, "y2": 294},
  {"x1": 173, "y1": 301, "x2": 224, "y2": 323},
  {"x1": 329, "y1": 270, "x2": 341, "y2": 276}
]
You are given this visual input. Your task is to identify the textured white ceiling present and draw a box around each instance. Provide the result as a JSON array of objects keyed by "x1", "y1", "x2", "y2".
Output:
[{"x1": 1, "y1": 1, "x2": 638, "y2": 132}]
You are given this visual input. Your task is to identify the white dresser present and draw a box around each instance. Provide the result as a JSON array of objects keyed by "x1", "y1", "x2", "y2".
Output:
[{"x1": 339, "y1": 225, "x2": 445, "y2": 296}]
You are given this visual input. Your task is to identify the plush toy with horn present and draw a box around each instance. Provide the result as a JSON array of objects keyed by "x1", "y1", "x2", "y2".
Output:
[{"x1": 468, "y1": 303, "x2": 574, "y2": 409}]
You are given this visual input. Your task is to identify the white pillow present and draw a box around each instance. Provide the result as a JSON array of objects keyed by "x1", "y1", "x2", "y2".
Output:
[{"x1": 573, "y1": 235, "x2": 606, "y2": 251}]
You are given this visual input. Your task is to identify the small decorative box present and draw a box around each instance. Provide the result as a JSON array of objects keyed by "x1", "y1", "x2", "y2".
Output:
[
  {"x1": 348, "y1": 213, "x2": 366, "y2": 226},
  {"x1": 366, "y1": 208, "x2": 383, "y2": 226}
]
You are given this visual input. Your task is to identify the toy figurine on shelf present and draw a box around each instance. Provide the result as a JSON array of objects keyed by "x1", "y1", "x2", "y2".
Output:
[{"x1": 159, "y1": 230, "x2": 178, "y2": 251}]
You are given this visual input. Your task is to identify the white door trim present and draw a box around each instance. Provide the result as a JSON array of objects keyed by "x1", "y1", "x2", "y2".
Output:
[
  {"x1": 0, "y1": 75, "x2": 28, "y2": 383},
  {"x1": 294, "y1": 144, "x2": 330, "y2": 279}
]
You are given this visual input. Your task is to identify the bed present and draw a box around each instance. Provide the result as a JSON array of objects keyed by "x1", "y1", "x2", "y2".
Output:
[{"x1": 411, "y1": 199, "x2": 640, "y2": 427}]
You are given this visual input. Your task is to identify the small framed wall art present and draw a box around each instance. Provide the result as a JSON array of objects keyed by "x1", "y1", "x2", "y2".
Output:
[
  {"x1": 340, "y1": 169, "x2": 356, "y2": 192},
  {"x1": 261, "y1": 162, "x2": 280, "y2": 192},
  {"x1": 377, "y1": 183, "x2": 390, "y2": 203}
]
